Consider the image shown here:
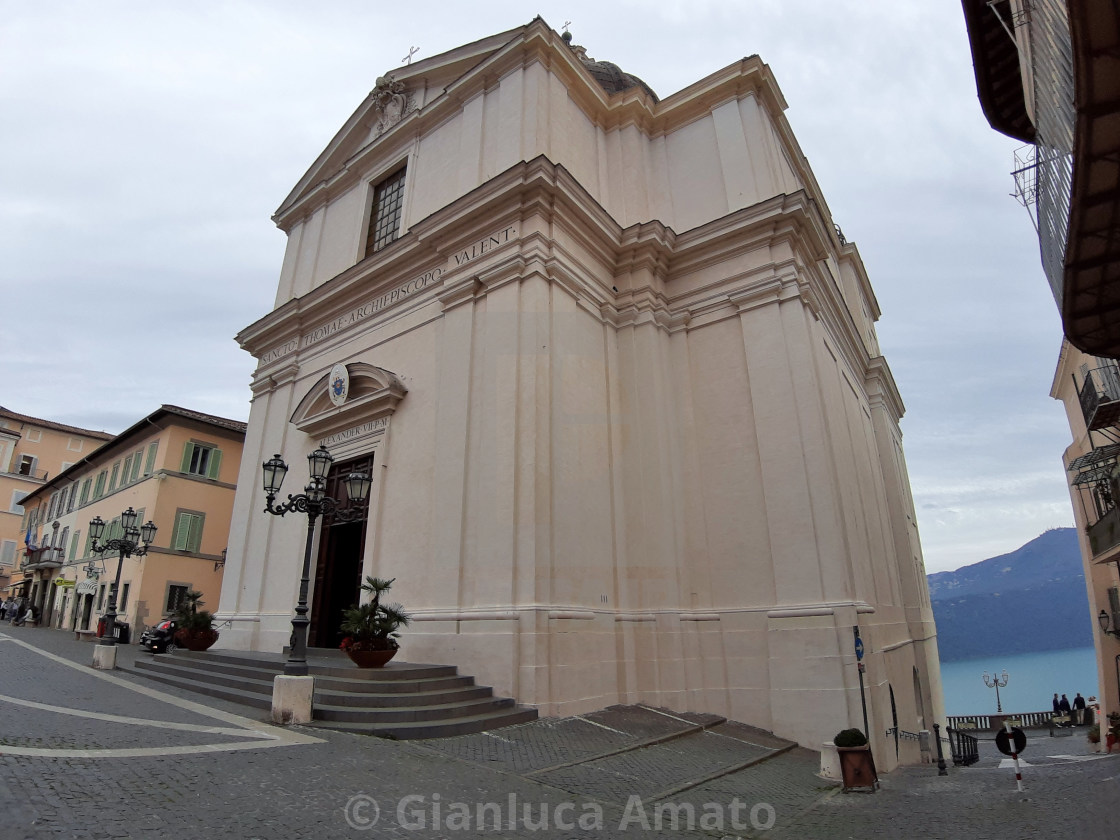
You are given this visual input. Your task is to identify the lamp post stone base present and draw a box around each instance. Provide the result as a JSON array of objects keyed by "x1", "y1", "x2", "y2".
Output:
[
  {"x1": 92, "y1": 645, "x2": 118, "y2": 670},
  {"x1": 271, "y1": 675, "x2": 315, "y2": 725}
]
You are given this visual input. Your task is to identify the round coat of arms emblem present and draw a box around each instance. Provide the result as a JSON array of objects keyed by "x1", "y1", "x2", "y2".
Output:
[{"x1": 328, "y1": 363, "x2": 349, "y2": 406}]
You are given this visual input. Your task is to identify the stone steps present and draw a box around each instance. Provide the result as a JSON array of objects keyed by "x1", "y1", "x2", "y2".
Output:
[
  {"x1": 310, "y1": 707, "x2": 541, "y2": 740},
  {"x1": 413, "y1": 705, "x2": 804, "y2": 803},
  {"x1": 128, "y1": 649, "x2": 537, "y2": 739}
]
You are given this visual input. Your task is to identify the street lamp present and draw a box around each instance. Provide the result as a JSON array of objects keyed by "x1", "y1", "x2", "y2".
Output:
[
  {"x1": 261, "y1": 446, "x2": 371, "y2": 676},
  {"x1": 982, "y1": 669, "x2": 1009, "y2": 713},
  {"x1": 89, "y1": 507, "x2": 157, "y2": 649},
  {"x1": 1099, "y1": 610, "x2": 1120, "y2": 638}
]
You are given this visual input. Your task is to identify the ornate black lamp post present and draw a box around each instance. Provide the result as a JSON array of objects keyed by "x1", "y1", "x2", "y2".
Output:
[
  {"x1": 89, "y1": 507, "x2": 157, "y2": 648},
  {"x1": 982, "y1": 669, "x2": 1009, "y2": 713},
  {"x1": 261, "y1": 446, "x2": 371, "y2": 676}
]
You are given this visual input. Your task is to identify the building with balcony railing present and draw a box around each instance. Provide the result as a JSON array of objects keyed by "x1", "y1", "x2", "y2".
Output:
[
  {"x1": 16, "y1": 405, "x2": 245, "y2": 640},
  {"x1": 1052, "y1": 343, "x2": 1120, "y2": 731},
  {"x1": 0, "y1": 406, "x2": 111, "y2": 596},
  {"x1": 962, "y1": 0, "x2": 1120, "y2": 357}
]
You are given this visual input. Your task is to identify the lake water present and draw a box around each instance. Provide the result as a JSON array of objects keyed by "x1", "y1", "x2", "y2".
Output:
[{"x1": 939, "y1": 647, "x2": 1101, "y2": 716}]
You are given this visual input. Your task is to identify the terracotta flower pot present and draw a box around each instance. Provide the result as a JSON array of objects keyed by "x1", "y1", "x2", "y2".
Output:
[
  {"x1": 345, "y1": 647, "x2": 397, "y2": 668},
  {"x1": 174, "y1": 628, "x2": 219, "y2": 652}
]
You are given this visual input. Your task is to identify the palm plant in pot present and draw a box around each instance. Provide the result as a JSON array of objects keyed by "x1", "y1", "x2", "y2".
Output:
[
  {"x1": 172, "y1": 590, "x2": 219, "y2": 652},
  {"x1": 339, "y1": 576, "x2": 410, "y2": 667}
]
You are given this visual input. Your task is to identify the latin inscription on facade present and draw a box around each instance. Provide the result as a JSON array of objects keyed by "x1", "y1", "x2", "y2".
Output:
[
  {"x1": 259, "y1": 225, "x2": 518, "y2": 365},
  {"x1": 320, "y1": 417, "x2": 389, "y2": 449}
]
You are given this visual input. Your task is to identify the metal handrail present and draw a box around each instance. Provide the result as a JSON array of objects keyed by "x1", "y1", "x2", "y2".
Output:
[{"x1": 946, "y1": 727, "x2": 980, "y2": 767}]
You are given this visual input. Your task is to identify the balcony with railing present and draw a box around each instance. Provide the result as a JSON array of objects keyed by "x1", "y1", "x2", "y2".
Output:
[
  {"x1": 1066, "y1": 442, "x2": 1120, "y2": 559},
  {"x1": 1076, "y1": 365, "x2": 1120, "y2": 432},
  {"x1": 1088, "y1": 505, "x2": 1120, "y2": 557},
  {"x1": 20, "y1": 546, "x2": 63, "y2": 571},
  {"x1": 3, "y1": 466, "x2": 48, "y2": 481}
]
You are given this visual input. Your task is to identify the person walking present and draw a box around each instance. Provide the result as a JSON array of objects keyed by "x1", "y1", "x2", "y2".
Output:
[
  {"x1": 1053, "y1": 693, "x2": 1061, "y2": 715},
  {"x1": 1059, "y1": 694, "x2": 1072, "y2": 719},
  {"x1": 1073, "y1": 692, "x2": 1087, "y2": 725}
]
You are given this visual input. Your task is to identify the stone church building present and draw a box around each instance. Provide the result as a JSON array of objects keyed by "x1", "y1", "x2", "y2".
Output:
[{"x1": 220, "y1": 19, "x2": 943, "y2": 767}]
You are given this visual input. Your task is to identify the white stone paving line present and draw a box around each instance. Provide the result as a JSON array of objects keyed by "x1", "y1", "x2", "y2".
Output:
[
  {"x1": 0, "y1": 633, "x2": 323, "y2": 758},
  {"x1": 995, "y1": 754, "x2": 1116, "y2": 769}
]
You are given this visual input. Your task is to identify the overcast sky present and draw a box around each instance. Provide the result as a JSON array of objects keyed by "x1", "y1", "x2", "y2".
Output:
[{"x1": 0, "y1": 1, "x2": 1076, "y2": 573}]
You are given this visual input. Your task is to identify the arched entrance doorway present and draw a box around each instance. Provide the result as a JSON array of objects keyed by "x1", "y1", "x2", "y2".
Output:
[{"x1": 309, "y1": 453, "x2": 372, "y2": 649}]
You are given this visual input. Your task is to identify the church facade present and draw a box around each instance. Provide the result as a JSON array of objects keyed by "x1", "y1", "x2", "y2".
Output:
[{"x1": 220, "y1": 20, "x2": 942, "y2": 766}]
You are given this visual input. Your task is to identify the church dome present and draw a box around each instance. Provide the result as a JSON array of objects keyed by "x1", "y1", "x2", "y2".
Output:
[{"x1": 562, "y1": 31, "x2": 659, "y2": 102}]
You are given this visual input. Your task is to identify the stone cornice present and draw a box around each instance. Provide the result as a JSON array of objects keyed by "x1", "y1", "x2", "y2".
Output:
[
  {"x1": 865, "y1": 356, "x2": 906, "y2": 424},
  {"x1": 241, "y1": 156, "x2": 626, "y2": 365},
  {"x1": 246, "y1": 154, "x2": 895, "y2": 416}
]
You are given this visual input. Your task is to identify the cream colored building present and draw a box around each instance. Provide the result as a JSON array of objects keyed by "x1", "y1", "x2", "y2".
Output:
[
  {"x1": 1052, "y1": 344, "x2": 1120, "y2": 723},
  {"x1": 221, "y1": 21, "x2": 942, "y2": 767},
  {"x1": 17, "y1": 405, "x2": 244, "y2": 638},
  {"x1": 0, "y1": 406, "x2": 111, "y2": 595}
]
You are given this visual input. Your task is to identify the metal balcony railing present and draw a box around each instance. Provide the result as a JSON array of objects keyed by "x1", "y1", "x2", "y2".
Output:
[
  {"x1": 1076, "y1": 365, "x2": 1120, "y2": 431},
  {"x1": 1088, "y1": 505, "x2": 1120, "y2": 557},
  {"x1": 5, "y1": 466, "x2": 47, "y2": 480}
]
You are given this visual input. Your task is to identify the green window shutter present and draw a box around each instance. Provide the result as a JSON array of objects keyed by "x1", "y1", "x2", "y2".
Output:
[
  {"x1": 144, "y1": 441, "x2": 158, "y2": 475},
  {"x1": 130, "y1": 451, "x2": 143, "y2": 481},
  {"x1": 84, "y1": 532, "x2": 94, "y2": 556},
  {"x1": 79, "y1": 479, "x2": 90, "y2": 505},
  {"x1": 189, "y1": 515, "x2": 203, "y2": 552},
  {"x1": 70, "y1": 530, "x2": 81, "y2": 561},
  {"x1": 171, "y1": 512, "x2": 204, "y2": 553},
  {"x1": 109, "y1": 462, "x2": 120, "y2": 491},
  {"x1": 207, "y1": 448, "x2": 222, "y2": 480},
  {"x1": 180, "y1": 443, "x2": 195, "y2": 473},
  {"x1": 172, "y1": 512, "x2": 191, "y2": 551},
  {"x1": 122, "y1": 457, "x2": 132, "y2": 484}
]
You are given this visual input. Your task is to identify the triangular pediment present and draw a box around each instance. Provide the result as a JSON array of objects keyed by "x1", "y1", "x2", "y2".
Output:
[{"x1": 274, "y1": 23, "x2": 533, "y2": 221}]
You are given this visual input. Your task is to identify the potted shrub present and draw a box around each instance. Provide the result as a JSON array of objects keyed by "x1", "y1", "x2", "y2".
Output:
[
  {"x1": 1107, "y1": 712, "x2": 1120, "y2": 753},
  {"x1": 834, "y1": 728, "x2": 878, "y2": 792},
  {"x1": 172, "y1": 590, "x2": 219, "y2": 652},
  {"x1": 1087, "y1": 724, "x2": 1101, "y2": 745},
  {"x1": 339, "y1": 576, "x2": 410, "y2": 668}
]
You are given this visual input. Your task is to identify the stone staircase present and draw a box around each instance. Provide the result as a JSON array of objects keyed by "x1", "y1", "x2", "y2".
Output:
[{"x1": 128, "y1": 649, "x2": 537, "y2": 739}]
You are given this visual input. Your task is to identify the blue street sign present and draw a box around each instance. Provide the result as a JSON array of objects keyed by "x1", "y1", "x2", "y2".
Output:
[{"x1": 855, "y1": 637, "x2": 865, "y2": 661}]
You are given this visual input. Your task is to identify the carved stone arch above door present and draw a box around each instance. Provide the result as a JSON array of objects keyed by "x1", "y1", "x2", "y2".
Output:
[{"x1": 290, "y1": 362, "x2": 407, "y2": 440}]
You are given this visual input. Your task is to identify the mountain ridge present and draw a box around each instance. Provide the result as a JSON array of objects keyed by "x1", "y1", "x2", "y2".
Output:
[{"x1": 927, "y1": 527, "x2": 1093, "y2": 661}]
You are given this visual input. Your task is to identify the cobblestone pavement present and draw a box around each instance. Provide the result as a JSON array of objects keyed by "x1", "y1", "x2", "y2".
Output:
[
  {"x1": 774, "y1": 729, "x2": 1119, "y2": 840},
  {"x1": 2, "y1": 626, "x2": 1117, "y2": 839}
]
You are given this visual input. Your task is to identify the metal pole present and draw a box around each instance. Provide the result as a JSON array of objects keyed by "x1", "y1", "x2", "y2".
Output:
[
  {"x1": 996, "y1": 682, "x2": 1003, "y2": 713},
  {"x1": 858, "y1": 662, "x2": 871, "y2": 740},
  {"x1": 284, "y1": 508, "x2": 320, "y2": 676},
  {"x1": 932, "y1": 722, "x2": 948, "y2": 775},
  {"x1": 98, "y1": 547, "x2": 127, "y2": 648}
]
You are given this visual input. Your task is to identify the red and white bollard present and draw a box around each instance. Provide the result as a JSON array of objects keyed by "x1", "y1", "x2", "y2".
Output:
[{"x1": 1005, "y1": 721, "x2": 1024, "y2": 792}]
